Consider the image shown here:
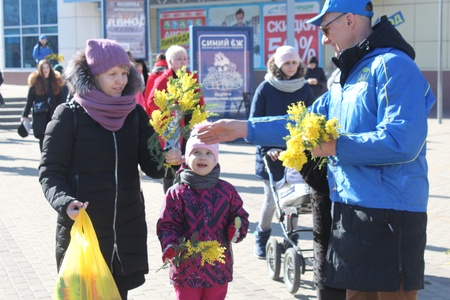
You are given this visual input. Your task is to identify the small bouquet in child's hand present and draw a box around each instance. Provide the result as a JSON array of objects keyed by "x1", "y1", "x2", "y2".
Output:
[
  {"x1": 157, "y1": 232, "x2": 226, "y2": 272},
  {"x1": 279, "y1": 102, "x2": 340, "y2": 171},
  {"x1": 148, "y1": 66, "x2": 217, "y2": 173}
]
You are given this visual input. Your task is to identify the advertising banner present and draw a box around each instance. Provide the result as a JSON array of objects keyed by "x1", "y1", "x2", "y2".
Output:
[
  {"x1": 263, "y1": 2, "x2": 319, "y2": 64},
  {"x1": 104, "y1": 0, "x2": 147, "y2": 59},
  {"x1": 208, "y1": 6, "x2": 262, "y2": 69},
  {"x1": 157, "y1": 1, "x2": 320, "y2": 70},
  {"x1": 159, "y1": 9, "x2": 206, "y2": 52},
  {"x1": 190, "y1": 26, "x2": 253, "y2": 118}
]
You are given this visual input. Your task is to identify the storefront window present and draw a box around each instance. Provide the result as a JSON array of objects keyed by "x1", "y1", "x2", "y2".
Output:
[
  {"x1": 23, "y1": 36, "x2": 40, "y2": 68},
  {"x1": 3, "y1": 0, "x2": 58, "y2": 69},
  {"x1": 3, "y1": 0, "x2": 20, "y2": 26},
  {"x1": 22, "y1": 0, "x2": 39, "y2": 26},
  {"x1": 40, "y1": 0, "x2": 58, "y2": 24},
  {"x1": 4, "y1": 37, "x2": 21, "y2": 68}
]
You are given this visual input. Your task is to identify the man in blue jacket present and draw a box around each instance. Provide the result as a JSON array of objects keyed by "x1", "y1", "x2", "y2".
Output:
[
  {"x1": 32, "y1": 34, "x2": 52, "y2": 66},
  {"x1": 197, "y1": 1, "x2": 436, "y2": 299}
]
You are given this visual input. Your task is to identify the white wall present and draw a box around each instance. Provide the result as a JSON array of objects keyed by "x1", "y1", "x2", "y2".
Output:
[
  {"x1": 1, "y1": 0, "x2": 448, "y2": 73},
  {"x1": 57, "y1": 0, "x2": 102, "y2": 68}
]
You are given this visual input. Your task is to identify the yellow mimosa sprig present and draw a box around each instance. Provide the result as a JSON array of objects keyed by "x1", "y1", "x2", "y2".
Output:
[
  {"x1": 148, "y1": 66, "x2": 217, "y2": 170},
  {"x1": 157, "y1": 232, "x2": 226, "y2": 272},
  {"x1": 279, "y1": 102, "x2": 340, "y2": 171}
]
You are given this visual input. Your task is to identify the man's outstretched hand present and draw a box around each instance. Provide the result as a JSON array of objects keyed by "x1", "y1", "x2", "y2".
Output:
[{"x1": 196, "y1": 119, "x2": 248, "y2": 144}]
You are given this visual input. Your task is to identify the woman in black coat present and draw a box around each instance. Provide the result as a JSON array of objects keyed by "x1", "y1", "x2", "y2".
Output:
[
  {"x1": 21, "y1": 59, "x2": 65, "y2": 151},
  {"x1": 38, "y1": 39, "x2": 182, "y2": 300}
]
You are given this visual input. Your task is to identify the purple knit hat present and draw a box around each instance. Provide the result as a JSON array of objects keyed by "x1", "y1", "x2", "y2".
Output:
[{"x1": 85, "y1": 39, "x2": 131, "y2": 76}]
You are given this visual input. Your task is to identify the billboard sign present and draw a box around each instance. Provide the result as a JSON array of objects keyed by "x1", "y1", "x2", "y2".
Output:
[
  {"x1": 157, "y1": 1, "x2": 321, "y2": 70},
  {"x1": 263, "y1": 2, "x2": 319, "y2": 63},
  {"x1": 159, "y1": 9, "x2": 206, "y2": 52},
  {"x1": 190, "y1": 26, "x2": 253, "y2": 118},
  {"x1": 104, "y1": 0, "x2": 147, "y2": 59}
]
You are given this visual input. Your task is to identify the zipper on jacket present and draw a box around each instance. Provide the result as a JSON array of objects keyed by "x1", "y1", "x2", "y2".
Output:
[
  {"x1": 110, "y1": 132, "x2": 123, "y2": 273},
  {"x1": 384, "y1": 210, "x2": 395, "y2": 234}
]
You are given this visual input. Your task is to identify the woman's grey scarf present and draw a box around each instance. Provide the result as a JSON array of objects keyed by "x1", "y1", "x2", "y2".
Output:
[
  {"x1": 179, "y1": 164, "x2": 220, "y2": 189},
  {"x1": 264, "y1": 73, "x2": 306, "y2": 93}
]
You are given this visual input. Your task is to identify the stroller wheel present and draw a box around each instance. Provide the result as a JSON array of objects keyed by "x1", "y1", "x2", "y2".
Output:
[
  {"x1": 284, "y1": 248, "x2": 302, "y2": 294},
  {"x1": 266, "y1": 237, "x2": 281, "y2": 280}
]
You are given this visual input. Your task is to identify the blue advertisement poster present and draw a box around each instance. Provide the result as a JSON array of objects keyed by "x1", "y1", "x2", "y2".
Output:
[{"x1": 190, "y1": 26, "x2": 253, "y2": 119}]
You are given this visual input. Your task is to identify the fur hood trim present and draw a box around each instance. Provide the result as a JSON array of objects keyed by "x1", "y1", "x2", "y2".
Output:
[
  {"x1": 28, "y1": 70, "x2": 64, "y2": 87},
  {"x1": 64, "y1": 49, "x2": 143, "y2": 97}
]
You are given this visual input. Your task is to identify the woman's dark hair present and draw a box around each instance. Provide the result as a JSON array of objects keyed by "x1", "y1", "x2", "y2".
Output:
[
  {"x1": 156, "y1": 53, "x2": 166, "y2": 62},
  {"x1": 309, "y1": 56, "x2": 318, "y2": 64},
  {"x1": 35, "y1": 59, "x2": 61, "y2": 95},
  {"x1": 267, "y1": 56, "x2": 306, "y2": 80}
]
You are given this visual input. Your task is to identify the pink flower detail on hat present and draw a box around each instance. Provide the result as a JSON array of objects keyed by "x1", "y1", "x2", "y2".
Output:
[{"x1": 85, "y1": 39, "x2": 131, "y2": 76}]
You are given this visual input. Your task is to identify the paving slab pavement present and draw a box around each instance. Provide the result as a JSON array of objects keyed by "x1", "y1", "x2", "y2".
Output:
[{"x1": 0, "y1": 84, "x2": 449, "y2": 299}]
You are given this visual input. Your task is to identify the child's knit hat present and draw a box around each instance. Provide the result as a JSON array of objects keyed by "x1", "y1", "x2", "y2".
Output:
[
  {"x1": 185, "y1": 123, "x2": 219, "y2": 164},
  {"x1": 85, "y1": 39, "x2": 131, "y2": 76}
]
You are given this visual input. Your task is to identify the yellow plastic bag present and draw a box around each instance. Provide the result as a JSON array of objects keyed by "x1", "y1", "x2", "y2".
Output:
[{"x1": 54, "y1": 208, "x2": 121, "y2": 300}]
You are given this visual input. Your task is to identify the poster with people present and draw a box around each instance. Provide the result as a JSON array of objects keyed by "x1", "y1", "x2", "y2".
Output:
[
  {"x1": 190, "y1": 26, "x2": 253, "y2": 118},
  {"x1": 208, "y1": 6, "x2": 261, "y2": 69}
]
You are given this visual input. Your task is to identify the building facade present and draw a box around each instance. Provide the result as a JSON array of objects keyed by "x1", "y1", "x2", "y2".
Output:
[{"x1": 1, "y1": 0, "x2": 448, "y2": 111}]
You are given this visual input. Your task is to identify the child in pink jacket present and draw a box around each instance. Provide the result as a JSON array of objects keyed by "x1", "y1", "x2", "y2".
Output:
[{"x1": 156, "y1": 123, "x2": 249, "y2": 300}]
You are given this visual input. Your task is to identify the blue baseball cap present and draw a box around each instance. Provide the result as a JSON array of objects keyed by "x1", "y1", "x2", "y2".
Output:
[
  {"x1": 307, "y1": 0, "x2": 374, "y2": 26},
  {"x1": 39, "y1": 34, "x2": 47, "y2": 40}
]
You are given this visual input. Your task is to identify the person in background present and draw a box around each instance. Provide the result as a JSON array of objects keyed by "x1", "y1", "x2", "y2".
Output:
[
  {"x1": 135, "y1": 59, "x2": 149, "y2": 91},
  {"x1": 134, "y1": 59, "x2": 149, "y2": 108},
  {"x1": 21, "y1": 59, "x2": 65, "y2": 151},
  {"x1": 38, "y1": 38, "x2": 182, "y2": 300},
  {"x1": 299, "y1": 152, "x2": 347, "y2": 300},
  {"x1": 157, "y1": 123, "x2": 249, "y2": 300},
  {"x1": 53, "y1": 64, "x2": 70, "y2": 102},
  {"x1": 197, "y1": 0, "x2": 436, "y2": 299},
  {"x1": 250, "y1": 45, "x2": 315, "y2": 259},
  {"x1": 144, "y1": 53, "x2": 168, "y2": 106},
  {"x1": 32, "y1": 35, "x2": 53, "y2": 66},
  {"x1": 147, "y1": 45, "x2": 204, "y2": 193},
  {"x1": 234, "y1": 8, "x2": 247, "y2": 26},
  {"x1": 124, "y1": 51, "x2": 147, "y2": 109},
  {"x1": 126, "y1": 49, "x2": 135, "y2": 63},
  {"x1": 305, "y1": 56, "x2": 327, "y2": 99}
]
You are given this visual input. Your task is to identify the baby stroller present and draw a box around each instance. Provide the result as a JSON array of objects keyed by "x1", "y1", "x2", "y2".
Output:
[{"x1": 263, "y1": 155, "x2": 313, "y2": 294}]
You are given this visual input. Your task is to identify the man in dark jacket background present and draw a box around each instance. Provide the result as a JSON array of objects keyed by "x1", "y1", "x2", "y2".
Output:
[{"x1": 305, "y1": 56, "x2": 328, "y2": 99}]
